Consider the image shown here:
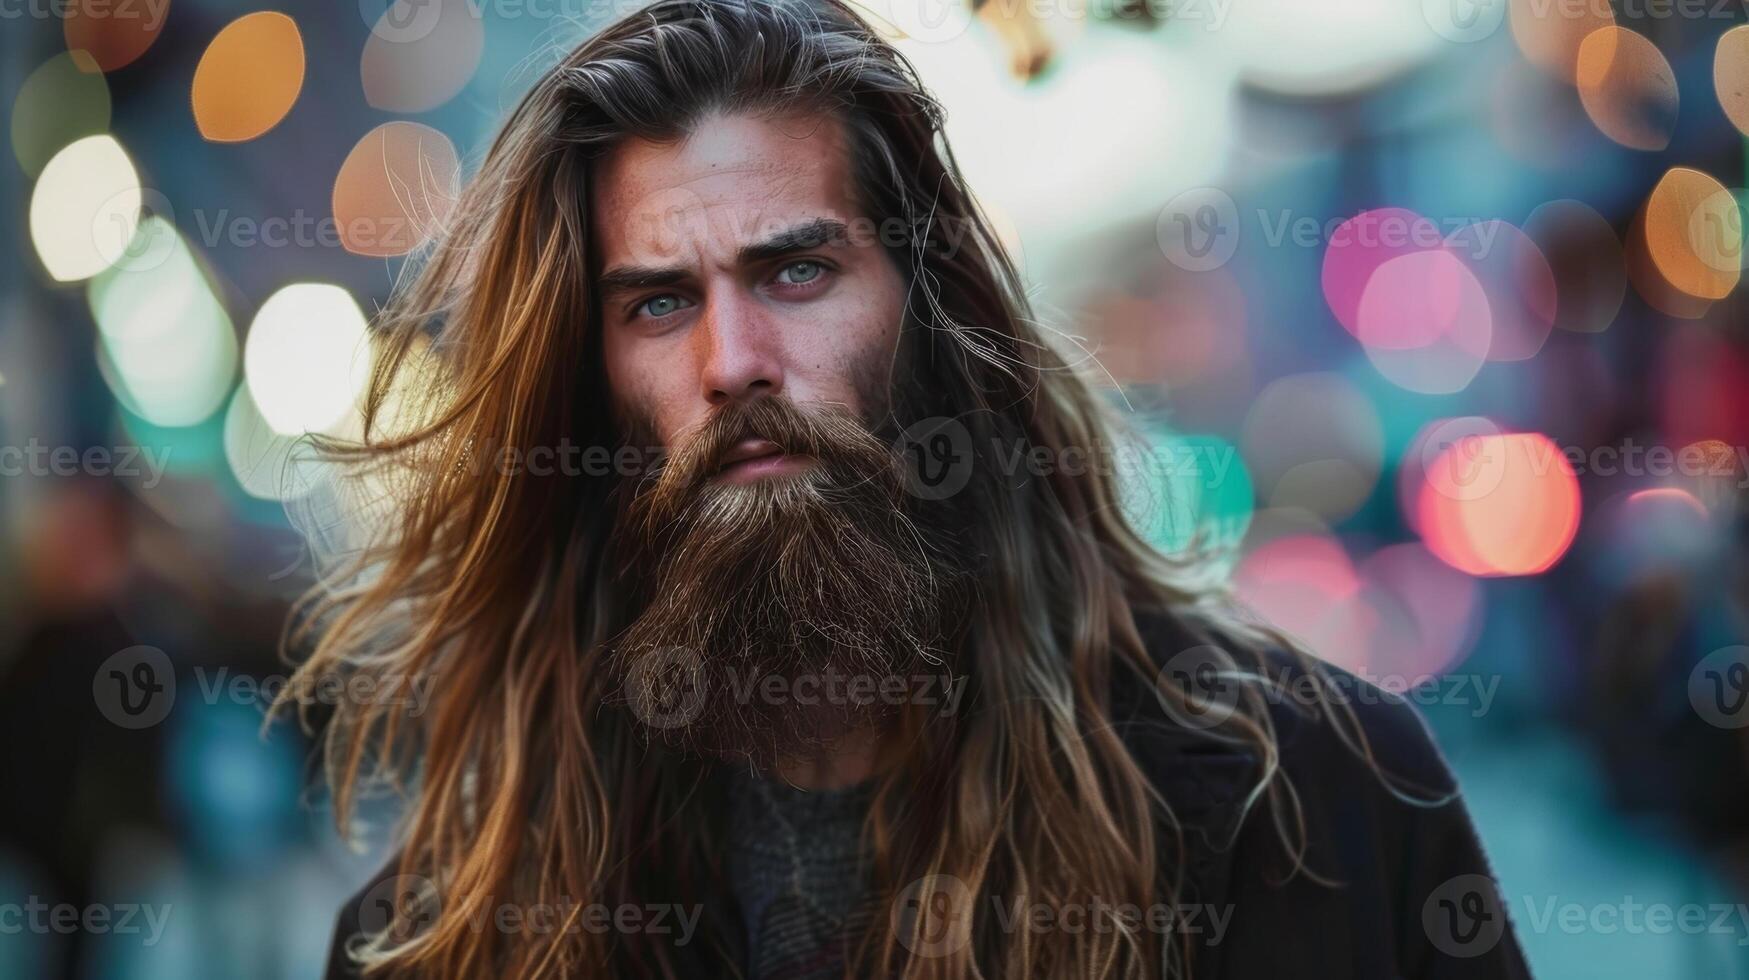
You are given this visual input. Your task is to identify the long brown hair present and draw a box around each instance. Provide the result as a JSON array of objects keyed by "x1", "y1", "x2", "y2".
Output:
[{"x1": 279, "y1": 1, "x2": 1368, "y2": 975}]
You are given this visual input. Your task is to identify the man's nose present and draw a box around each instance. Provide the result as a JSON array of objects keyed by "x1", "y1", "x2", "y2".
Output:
[{"x1": 697, "y1": 290, "x2": 784, "y2": 407}]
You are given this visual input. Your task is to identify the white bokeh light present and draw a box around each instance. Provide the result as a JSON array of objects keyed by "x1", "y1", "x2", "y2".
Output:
[
  {"x1": 243, "y1": 283, "x2": 372, "y2": 436},
  {"x1": 29, "y1": 135, "x2": 142, "y2": 282}
]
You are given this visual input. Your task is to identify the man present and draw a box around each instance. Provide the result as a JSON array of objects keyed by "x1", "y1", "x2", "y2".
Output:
[{"x1": 295, "y1": 0, "x2": 1532, "y2": 977}]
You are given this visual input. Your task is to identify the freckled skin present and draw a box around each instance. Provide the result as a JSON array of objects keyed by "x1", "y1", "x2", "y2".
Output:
[{"x1": 591, "y1": 110, "x2": 907, "y2": 448}]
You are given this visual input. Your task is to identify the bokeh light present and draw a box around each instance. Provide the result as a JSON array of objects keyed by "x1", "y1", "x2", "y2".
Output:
[
  {"x1": 332, "y1": 122, "x2": 461, "y2": 258},
  {"x1": 242, "y1": 283, "x2": 371, "y2": 437},
  {"x1": 1416, "y1": 431, "x2": 1581, "y2": 577},
  {"x1": 1660, "y1": 325, "x2": 1749, "y2": 450},
  {"x1": 28, "y1": 134, "x2": 140, "y2": 283},
  {"x1": 361, "y1": 0, "x2": 485, "y2": 114},
  {"x1": 1715, "y1": 25, "x2": 1749, "y2": 137},
  {"x1": 1642, "y1": 167, "x2": 1741, "y2": 300},
  {"x1": 12, "y1": 51, "x2": 110, "y2": 178},
  {"x1": 223, "y1": 384, "x2": 325, "y2": 502},
  {"x1": 1399, "y1": 416, "x2": 1505, "y2": 538},
  {"x1": 1595, "y1": 489, "x2": 1718, "y2": 588},
  {"x1": 191, "y1": 12, "x2": 306, "y2": 143},
  {"x1": 1356, "y1": 542, "x2": 1483, "y2": 680},
  {"x1": 1575, "y1": 26, "x2": 1678, "y2": 151},
  {"x1": 1122, "y1": 426, "x2": 1254, "y2": 560},
  {"x1": 63, "y1": 0, "x2": 168, "y2": 72},
  {"x1": 87, "y1": 217, "x2": 237, "y2": 427},
  {"x1": 1357, "y1": 248, "x2": 1493, "y2": 394},
  {"x1": 1321, "y1": 207, "x2": 1439, "y2": 339},
  {"x1": 1240, "y1": 372, "x2": 1382, "y2": 522},
  {"x1": 1234, "y1": 531, "x2": 1359, "y2": 649},
  {"x1": 1510, "y1": 0, "x2": 1614, "y2": 83},
  {"x1": 1446, "y1": 220, "x2": 1557, "y2": 362},
  {"x1": 1625, "y1": 202, "x2": 1714, "y2": 319},
  {"x1": 1521, "y1": 199, "x2": 1625, "y2": 334}
]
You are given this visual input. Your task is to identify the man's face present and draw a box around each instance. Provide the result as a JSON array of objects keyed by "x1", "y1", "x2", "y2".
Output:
[
  {"x1": 591, "y1": 110, "x2": 956, "y2": 766},
  {"x1": 592, "y1": 109, "x2": 907, "y2": 475}
]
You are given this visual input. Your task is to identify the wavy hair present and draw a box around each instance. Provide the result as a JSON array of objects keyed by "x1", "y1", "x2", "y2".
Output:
[{"x1": 278, "y1": 0, "x2": 1385, "y2": 976}]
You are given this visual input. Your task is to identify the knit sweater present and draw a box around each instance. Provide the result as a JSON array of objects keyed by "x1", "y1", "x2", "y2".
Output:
[{"x1": 724, "y1": 769, "x2": 877, "y2": 980}]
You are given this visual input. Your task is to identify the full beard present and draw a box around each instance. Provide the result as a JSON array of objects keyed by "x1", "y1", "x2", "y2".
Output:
[{"x1": 606, "y1": 396, "x2": 962, "y2": 770}]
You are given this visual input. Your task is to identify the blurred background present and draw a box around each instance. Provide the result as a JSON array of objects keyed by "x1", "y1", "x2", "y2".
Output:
[{"x1": 3, "y1": 0, "x2": 1749, "y2": 976}]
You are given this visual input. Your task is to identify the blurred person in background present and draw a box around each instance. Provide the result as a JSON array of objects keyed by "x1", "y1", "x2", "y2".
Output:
[{"x1": 295, "y1": 1, "x2": 1529, "y2": 977}]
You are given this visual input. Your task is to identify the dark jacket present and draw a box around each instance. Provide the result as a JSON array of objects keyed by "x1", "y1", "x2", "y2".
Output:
[{"x1": 323, "y1": 612, "x2": 1532, "y2": 979}]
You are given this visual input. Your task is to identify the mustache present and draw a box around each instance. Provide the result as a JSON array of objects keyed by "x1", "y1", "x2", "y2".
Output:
[{"x1": 626, "y1": 397, "x2": 899, "y2": 521}]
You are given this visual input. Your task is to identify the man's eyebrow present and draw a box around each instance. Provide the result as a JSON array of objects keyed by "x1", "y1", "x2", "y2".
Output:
[
  {"x1": 596, "y1": 264, "x2": 688, "y2": 296},
  {"x1": 737, "y1": 217, "x2": 850, "y2": 263},
  {"x1": 595, "y1": 217, "x2": 852, "y2": 297}
]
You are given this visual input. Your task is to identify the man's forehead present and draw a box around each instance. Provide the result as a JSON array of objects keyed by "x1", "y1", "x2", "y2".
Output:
[{"x1": 591, "y1": 110, "x2": 861, "y2": 259}]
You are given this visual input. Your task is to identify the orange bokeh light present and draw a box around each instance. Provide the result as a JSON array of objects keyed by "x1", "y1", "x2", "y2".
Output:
[
  {"x1": 191, "y1": 12, "x2": 305, "y2": 143},
  {"x1": 1643, "y1": 167, "x2": 1741, "y2": 301},
  {"x1": 1575, "y1": 26, "x2": 1678, "y2": 151},
  {"x1": 331, "y1": 122, "x2": 460, "y2": 258},
  {"x1": 64, "y1": 0, "x2": 167, "y2": 72},
  {"x1": 1416, "y1": 432, "x2": 1581, "y2": 577}
]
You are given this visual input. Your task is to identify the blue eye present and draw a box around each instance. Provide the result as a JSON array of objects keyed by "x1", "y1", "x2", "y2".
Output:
[
  {"x1": 637, "y1": 294, "x2": 690, "y2": 319},
  {"x1": 776, "y1": 260, "x2": 823, "y2": 285}
]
